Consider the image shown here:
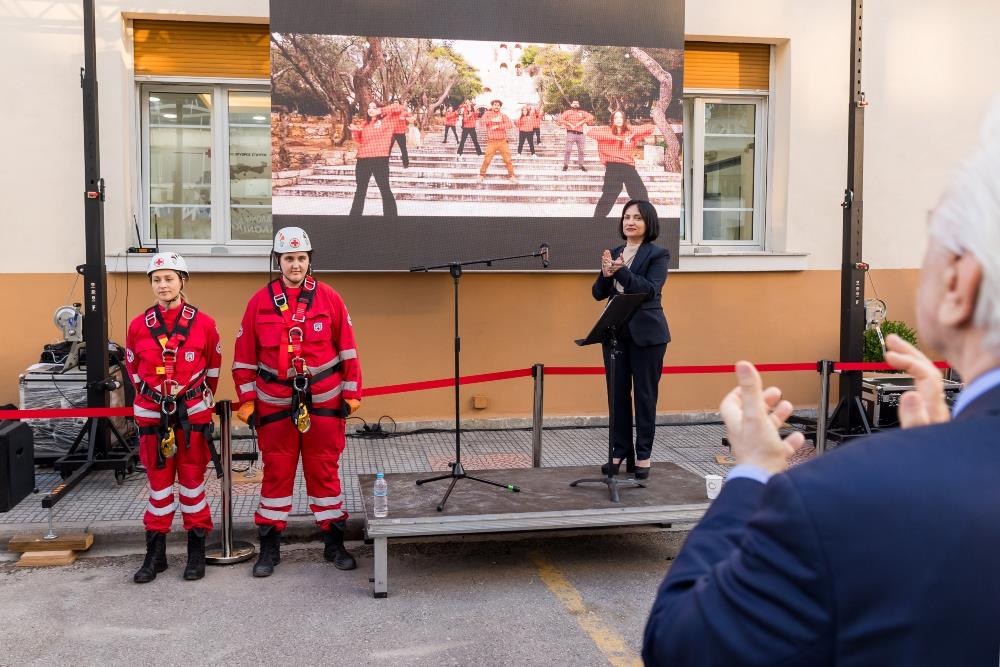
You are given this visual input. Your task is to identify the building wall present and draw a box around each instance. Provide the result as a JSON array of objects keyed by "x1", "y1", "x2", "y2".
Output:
[
  {"x1": 2, "y1": 0, "x2": 996, "y2": 418},
  {"x1": 0, "y1": 269, "x2": 921, "y2": 420}
]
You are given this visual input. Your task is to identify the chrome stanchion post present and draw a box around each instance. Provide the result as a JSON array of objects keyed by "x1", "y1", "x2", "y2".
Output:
[
  {"x1": 531, "y1": 364, "x2": 544, "y2": 468},
  {"x1": 206, "y1": 400, "x2": 255, "y2": 565},
  {"x1": 815, "y1": 360, "x2": 833, "y2": 456}
]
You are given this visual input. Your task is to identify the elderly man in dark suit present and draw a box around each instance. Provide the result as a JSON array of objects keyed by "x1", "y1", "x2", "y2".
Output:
[{"x1": 643, "y1": 100, "x2": 1000, "y2": 665}]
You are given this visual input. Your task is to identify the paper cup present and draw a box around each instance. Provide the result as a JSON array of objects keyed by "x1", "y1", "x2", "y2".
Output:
[{"x1": 705, "y1": 474, "x2": 723, "y2": 500}]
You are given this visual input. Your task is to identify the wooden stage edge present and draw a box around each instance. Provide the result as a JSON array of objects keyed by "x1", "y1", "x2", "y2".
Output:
[{"x1": 359, "y1": 462, "x2": 710, "y2": 598}]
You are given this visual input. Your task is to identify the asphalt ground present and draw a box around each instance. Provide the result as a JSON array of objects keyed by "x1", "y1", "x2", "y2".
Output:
[{"x1": 0, "y1": 529, "x2": 687, "y2": 666}]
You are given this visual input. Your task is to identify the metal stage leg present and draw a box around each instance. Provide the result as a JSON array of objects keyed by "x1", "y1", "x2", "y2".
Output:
[
  {"x1": 373, "y1": 537, "x2": 388, "y2": 598},
  {"x1": 206, "y1": 401, "x2": 255, "y2": 565}
]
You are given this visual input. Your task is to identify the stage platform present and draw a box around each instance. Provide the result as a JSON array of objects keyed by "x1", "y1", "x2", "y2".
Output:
[{"x1": 359, "y1": 462, "x2": 710, "y2": 598}]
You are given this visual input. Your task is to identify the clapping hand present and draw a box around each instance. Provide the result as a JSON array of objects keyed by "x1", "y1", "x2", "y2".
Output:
[
  {"x1": 720, "y1": 362, "x2": 805, "y2": 475},
  {"x1": 601, "y1": 250, "x2": 614, "y2": 277},
  {"x1": 884, "y1": 334, "x2": 950, "y2": 428}
]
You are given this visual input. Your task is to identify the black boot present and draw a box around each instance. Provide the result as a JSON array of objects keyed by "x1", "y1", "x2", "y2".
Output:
[
  {"x1": 252, "y1": 525, "x2": 281, "y2": 577},
  {"x1": 133, "y1": 530, "x2": 168, "y2": 584},
  {"x1": 183, "y1": 528, "x2": 206, "y2": 581},
  {"x1": 601, "y1": 460, "x2": 622, "y2": 477},
  {"x1": 323, "y1": 521, "x2": 357, "y2": 570}
]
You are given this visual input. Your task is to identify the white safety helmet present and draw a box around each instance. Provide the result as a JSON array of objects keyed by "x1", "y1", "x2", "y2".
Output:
[
  {"x1": 273, "y1": 227, "x2": 312, "y2": 254},
  {"x1": 146, "y1": 252, "x2": 189, "y2": 278}
]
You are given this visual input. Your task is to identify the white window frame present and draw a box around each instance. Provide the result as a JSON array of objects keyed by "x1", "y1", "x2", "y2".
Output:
[
  {"x1": 681, "y1": 92, "x2": 769, "y2": 252},
  {"x1": 138, "y1": 80, "x2": 271, "y2": 250}
]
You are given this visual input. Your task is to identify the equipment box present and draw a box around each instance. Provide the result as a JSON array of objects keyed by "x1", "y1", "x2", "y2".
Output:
[
  {"x1": 861, "y1": 375, "x2": 962, "y2": 429},
  {"x1": 18, "y1": 364, "x2": 134, "y2": 461}
]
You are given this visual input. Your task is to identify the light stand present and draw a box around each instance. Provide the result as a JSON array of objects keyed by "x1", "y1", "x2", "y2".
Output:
[
  {"x1": 410, "y1": 246, "x2": 548, "y2": 511},
  {"x1": 42, "y1": 0, "x2": 137, "y2": 513}
]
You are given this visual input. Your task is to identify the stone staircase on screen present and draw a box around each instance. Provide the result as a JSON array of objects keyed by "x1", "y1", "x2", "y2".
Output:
[{"x1": 275, "y1": 120, "x2": 682, "y2": 212}]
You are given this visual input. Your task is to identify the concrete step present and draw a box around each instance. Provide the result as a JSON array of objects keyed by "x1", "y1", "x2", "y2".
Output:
[
  {"x1": 275, "y1": 184, "x2": 683, "y2": 205},
  {"x1": 298, "y1": 174, "x2": 683, "y2": 193}
]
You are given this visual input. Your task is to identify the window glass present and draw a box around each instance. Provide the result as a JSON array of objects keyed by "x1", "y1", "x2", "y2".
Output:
[
  {"x1": 228, "y1": 91, "x2": 272, "y2": 241},
  {"x1": 701, "y1": 102, "x2": 755, "y2": 242},
  {"x1": 148, "y1": 92, "x2": 213, "y2": 240}
]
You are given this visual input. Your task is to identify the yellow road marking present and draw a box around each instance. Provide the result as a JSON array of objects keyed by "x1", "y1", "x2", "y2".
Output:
[{"x1": 530, "y1": 551, "x2": 642, "y2": 667}]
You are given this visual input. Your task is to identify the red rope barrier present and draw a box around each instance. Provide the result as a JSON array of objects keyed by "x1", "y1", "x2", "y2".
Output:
[
  {"x1": 833, "y1": 361, "x2": 949, "y2": 372},
  {"x1": 364, "y1": 367, "x2": 533, "y2": 397}
]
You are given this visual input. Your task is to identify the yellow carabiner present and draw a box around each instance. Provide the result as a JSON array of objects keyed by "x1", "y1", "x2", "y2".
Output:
[
  {"x1": 159, "y1": 428, "x2": 177, "y2": 458},
  {"x1": 295, "y1": 404, "x2": 311, "y2": 434}
]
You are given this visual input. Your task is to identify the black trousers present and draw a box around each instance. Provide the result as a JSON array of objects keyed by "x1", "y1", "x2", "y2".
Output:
[
  {"x1": 458, "y1": 128, "x2": 482, "y2": 155},
  {"x1": 603, "y1": 334, "x2": 667, "y2": 462},
  {"x1": 443, "y1": 125, "x2": 459, "y2": 143},
  {"x1": 533, "y1": 127, "x2": 541, "y2": 144},
  {"x1": 594, "y1": 162, "x2": 650, "y2": 218},
  {"x1": 390, "y1": 133, "x2": 409, "y2": 167},
  {"x1": 517, "y1": 131, "x2": 535, "y2": 155},
  {"x1": 351, "y1": 157, "x2": 397, "y2": 217}
]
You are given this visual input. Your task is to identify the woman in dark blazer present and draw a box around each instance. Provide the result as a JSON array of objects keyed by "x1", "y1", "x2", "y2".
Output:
[{"x1": 592, "y1": 199, "x2": 670, "y2": 479}]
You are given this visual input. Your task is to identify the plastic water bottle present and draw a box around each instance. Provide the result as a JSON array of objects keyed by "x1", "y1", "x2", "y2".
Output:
[{"x1": 373, "y1": 472, "x2": 389, "y2": 518}]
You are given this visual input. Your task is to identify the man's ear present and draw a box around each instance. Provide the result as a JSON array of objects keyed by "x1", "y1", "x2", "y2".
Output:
[{"x1": 939, "y1": 252, "x2": 982, "y2": 328}]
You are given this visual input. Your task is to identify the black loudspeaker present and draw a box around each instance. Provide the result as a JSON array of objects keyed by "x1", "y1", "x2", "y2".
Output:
[{"x1": 0, "y1": 420, "x2": 35, "y2": 512}]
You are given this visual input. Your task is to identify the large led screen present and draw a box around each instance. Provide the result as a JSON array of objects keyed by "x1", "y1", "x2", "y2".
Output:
[{"x1": 271, "y1": 0, "x2": 683, "y2": 270}]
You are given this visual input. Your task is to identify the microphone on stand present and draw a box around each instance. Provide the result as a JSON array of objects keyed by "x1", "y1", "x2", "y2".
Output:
[{"x1": 539, "y1": 243, "x2": 550, "y2": 268}]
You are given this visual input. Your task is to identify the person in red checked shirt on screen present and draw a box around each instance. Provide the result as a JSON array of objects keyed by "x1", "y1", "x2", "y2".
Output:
[
  {"x1": 232, "y1": 227, "x2": 363, "y2": 577},
  {"x1": 349, "y1": 102, "x2": 401, "y2": 217},
  {"x1": 558, "y1": 100, "x2": 595, "y2": 171},
  {"x1": 479, "y1": 99, "x2": 517, "y2": 181},
  {"x1": 125, "y1": 251, "x2": 221, "y2": 584},
  {"x1": 516, "y1": 105, "x2": 536, "y2": 157},
  {"x1": 587, "y1": 110, "x2": 655, "y2": 218},
  {"x1": 457, "y1": 98, "x2": 483, "y2": 156},
  {"x1": 442, "y1": 105, "x2": 459, "y2": 144},
  {"x1": 385, "y1": 99, "x2": 411, "y2": 167}
]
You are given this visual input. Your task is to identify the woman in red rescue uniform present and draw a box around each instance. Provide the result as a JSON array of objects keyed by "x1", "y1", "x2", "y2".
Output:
[
  {"x1": 349, "y1": 101, "x2": 403, "y2": 217},
  {"x1": 586, "y1": 110, "x2": 655, "y2": 218},
  {"x1": 233, "y1": 227, "x2": 363, "y2": 577},
  {"x1": 126, "y1": 252, "x2": 221, "y2": 584}
]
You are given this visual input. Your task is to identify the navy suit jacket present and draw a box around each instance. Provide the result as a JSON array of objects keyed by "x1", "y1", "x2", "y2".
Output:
[
  {"x1": 592, "y1": 242, "x2": 671, "y2": 346},
  {"x1": 643, "y1": 383, "x2": 1000, "y2": 666}
]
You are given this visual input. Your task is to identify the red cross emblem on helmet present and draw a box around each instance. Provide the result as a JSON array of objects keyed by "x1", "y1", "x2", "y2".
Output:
[
  {"x1": 154, "y1": 257, "x2": 164, "y2": 266},
  {"x1": 290, "y1": 238, "x2": 300, "y2": 248}
]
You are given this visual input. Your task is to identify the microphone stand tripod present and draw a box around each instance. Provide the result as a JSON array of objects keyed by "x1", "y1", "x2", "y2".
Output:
[{"x1": 410, "y1": 246, "x2": 548, "y2": 511}]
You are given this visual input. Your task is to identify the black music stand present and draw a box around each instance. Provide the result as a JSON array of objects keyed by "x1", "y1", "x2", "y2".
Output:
[{"x1": 570, "y1": 293, "x2": 647, "y2": 502}]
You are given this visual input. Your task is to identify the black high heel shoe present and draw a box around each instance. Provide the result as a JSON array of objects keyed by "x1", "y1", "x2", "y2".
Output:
[
  {"x1": 600, "y1": 460, "x2": 622, "y2": 476},
  {"x1": 634, "y1": 467, "x2": 651, "y2": 481}
]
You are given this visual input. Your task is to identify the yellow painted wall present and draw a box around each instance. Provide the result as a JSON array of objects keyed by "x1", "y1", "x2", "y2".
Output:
[{"x1": 0, "y1": 269, "x2": 921, "y2": 421}]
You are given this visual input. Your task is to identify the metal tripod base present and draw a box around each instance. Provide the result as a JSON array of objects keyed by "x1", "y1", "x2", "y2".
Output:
[
  {"x1": 205, "y1": 541, "x2": 256, "y2": 565},
  {"x1": 416, "y1": 461, "x2": 520, "y2": 512},
  {"x1": 570, "y1": 475, "x2": 646, "y2": 503}
]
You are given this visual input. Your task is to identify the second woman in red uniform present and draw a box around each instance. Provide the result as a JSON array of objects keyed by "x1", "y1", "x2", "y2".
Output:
[{"x1": 126, "y1": 252, "x2": 221, "y2": 584}]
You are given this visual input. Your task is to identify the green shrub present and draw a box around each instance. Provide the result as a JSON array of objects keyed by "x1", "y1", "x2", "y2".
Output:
[{"x1": 863, "y1": 319, "x2": 918, "y2": 363}]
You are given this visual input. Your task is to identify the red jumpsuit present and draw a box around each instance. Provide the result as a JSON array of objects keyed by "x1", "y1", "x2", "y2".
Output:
[
  {"x1": 233, "y1": 277, "x2": 362, "y2": 531},
  {"x1": 125, "y1": 303, "x2": 221, "y2": 533}
]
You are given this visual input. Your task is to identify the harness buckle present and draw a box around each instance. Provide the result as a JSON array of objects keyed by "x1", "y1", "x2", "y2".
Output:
[
  {"x1": 161, "y1": 348, "x2": 177, "y2": 363},
  {"x1": 291, "y1": 312, "x2": 306, "y2": 323},
  {"x1": 288, "y1": 326, "x2": 304, "y2": 344},
  {"x1": 292, "y1": 374, "x2": 310, "y2": 392},
  {"x1": 162, "y1": 379, "x2": 180, "y2": 397},
  {"x1": 291, "y1": 356, "x2": 309, "y2": 375},
  {"x1": 144, "y1": 311, "x2": 158, "y2": 328},
  {"x1": 181, "y1": 305, "x2": 196, "y2": 320},
  {"x1": 273, "y1": 292, "x2": 287, "y2": 310},
  {"x1": 161, "y1": 398, "x2": 178, "y2": 416},
  {"x1": 303, "y1": 276, "x2": 316, "y2": 291}
]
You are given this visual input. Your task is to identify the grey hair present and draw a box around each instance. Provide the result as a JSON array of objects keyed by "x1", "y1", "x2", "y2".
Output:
[{"x1": 929, "y1": 96, "x2": 1000, "y2": 353}]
